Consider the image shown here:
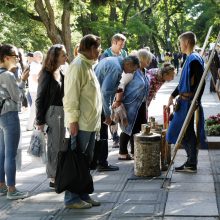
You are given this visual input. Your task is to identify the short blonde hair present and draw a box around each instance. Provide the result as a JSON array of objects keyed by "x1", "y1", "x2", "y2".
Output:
[
  {"x1": 137, "y1": 49, "x2": 153, "y2": 63},
  {"x1": 178, "y1": 31, "x2": 196, "y2": 48}
]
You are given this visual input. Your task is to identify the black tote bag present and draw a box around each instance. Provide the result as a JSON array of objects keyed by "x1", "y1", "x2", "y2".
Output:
[{"x1": 55, "y1": 137, "x2": 94, "y2": 194}]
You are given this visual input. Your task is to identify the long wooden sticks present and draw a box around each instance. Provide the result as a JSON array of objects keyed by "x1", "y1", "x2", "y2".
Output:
[{"x1": 200, "y1": 25, "x2": 213, "y2": 57}]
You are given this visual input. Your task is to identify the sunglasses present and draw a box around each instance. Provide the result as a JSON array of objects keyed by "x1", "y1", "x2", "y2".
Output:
[{"x1": 8, "y1": 54, "x2": 19, "y2": 59}]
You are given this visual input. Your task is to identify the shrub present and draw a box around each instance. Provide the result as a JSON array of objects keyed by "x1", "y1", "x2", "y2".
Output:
[{"x1": 205, "y1": 114, "x2": 220, "y2": 136}]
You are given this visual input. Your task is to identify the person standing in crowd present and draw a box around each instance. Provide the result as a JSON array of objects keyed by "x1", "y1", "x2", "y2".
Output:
[
  {"x1": 25, "y1": 52, "x2": 34, "y2": 107},
  {"x1": 0, "y1": 44, "x2": 29, "y2": 199},
  {"x1": 144, "y1": 46, "x2": 158, "y2": 69},
  {"x1": 173, "y1": 52, "x2": 180, "y2": 74},
  {"x1": 100, "y1": 33, "x2": 127, "y2": 60},
  {"x1": 115, "y1": 49, "x2": 152, "y2": 160},
  {"x1": 26, "y1": 52, "x2": 34, "y2": 65},
  {"x1": 35, "y1": 44, "x2": 67, "y2": 188},
  {"x1": 100, "y1": 33, "x2": 128, "y2": 148},
  {"x1": 209, "y1": 46, "x2": 220, "y2": 93},
  {"x1": 10, "y1": 49, "x2": 29, "y2": 109},
  {"x1": 166, "y1": 31, "x2": 207, "y2": 173},
  {"x1": 164, "y1": 51, "x2": 172, "y2": 63},
  {"x1": 94, "y1": 56, "x2": 139, "y2": 166},
  {"x1": 73, "y1": 43, "x2": 79, "y2": 58},
  {"x1": 26, "y1": 51, "x2": 43, "y2": 131},
  {"x1": 180, "y1": 53, "x2": 187, "y2": 68},
  {"x1": 63, "y1": 34, "x2": 102, "y2": 209}
]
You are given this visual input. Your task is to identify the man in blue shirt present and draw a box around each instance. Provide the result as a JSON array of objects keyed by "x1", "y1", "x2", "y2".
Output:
[
  {"x1": 100, "y1": 33, "x2": 128, "y2": 148},
  {"x1": 166, "y1": 31, "x2": 207, "y2": 173},
  {"x1": 100, "y1": 33, "x2": 127, "y2": 60},
  {"x1": 92, "y1": 56, "x2": 139, "y2": 171}
]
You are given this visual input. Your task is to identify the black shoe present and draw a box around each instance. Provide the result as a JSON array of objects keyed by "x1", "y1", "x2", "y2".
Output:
[
  {"x1": 175, "y1": 162, "x2": 197, "y2": 173},
  {"x1": 49, "y1": 182, "x2": 55, "y2": 188},
  {"x1": 97, "y1": 164, "x2": 119, "y2": 172}
]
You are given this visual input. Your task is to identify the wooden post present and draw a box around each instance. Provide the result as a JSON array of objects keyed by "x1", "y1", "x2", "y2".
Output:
[{"x1": 200, "y1": 25, "x2": 213, "y2": 57}]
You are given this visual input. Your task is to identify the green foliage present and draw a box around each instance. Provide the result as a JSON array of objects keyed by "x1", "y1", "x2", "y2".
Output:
[
  {"x1": 0, "y1": 0, "x2": 51, "y2": 52},
  {"x1": 184, "y1": 0, "x2": 220, "y2": 45},
  {"x1": 0, "y1": 12, "x2": 50, "y2": 52},
  {"x1": 206, "y1": 124, "x2": 220, "y2": 136},
  {"x1": 206, "y1": 118, "x2": 218, "y2": 127},
  {"x1": 125, "y1": 17, "x2": 152, "y2": 50},
  {"x1": 0, "y1": 0, "x2": 219, "y2": 54}
]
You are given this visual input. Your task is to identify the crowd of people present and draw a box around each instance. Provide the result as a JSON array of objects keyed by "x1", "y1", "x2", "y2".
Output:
[{"x1": 0, "y1": 31, "x2": 219, "y2": 209}]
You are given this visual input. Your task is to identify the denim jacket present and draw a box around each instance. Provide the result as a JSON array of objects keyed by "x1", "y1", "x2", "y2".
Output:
[
  {"x1": 95, "y1": 57, "x2": 123, "y2": 117},
  {"x1": 121, "y1": 69, "x2": 150, "y2": 135}
]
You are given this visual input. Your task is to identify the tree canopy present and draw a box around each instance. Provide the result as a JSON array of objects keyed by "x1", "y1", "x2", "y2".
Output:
[{"x1": 0, "y1": 0, "x2": 219, "y2": 61}]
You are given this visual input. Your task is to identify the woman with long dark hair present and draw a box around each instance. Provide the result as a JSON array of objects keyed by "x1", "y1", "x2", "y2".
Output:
[{"x1": 35, "y1": 44, "x2": 68, "y2": 188}]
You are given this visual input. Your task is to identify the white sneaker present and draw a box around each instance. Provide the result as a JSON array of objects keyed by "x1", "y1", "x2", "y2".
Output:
[
  {"x1": 0, "y1": 186, "x2": 7, "y2": 196},
  {"x1": 7, "y1": 189, "x2": 28, "y2": 200}
]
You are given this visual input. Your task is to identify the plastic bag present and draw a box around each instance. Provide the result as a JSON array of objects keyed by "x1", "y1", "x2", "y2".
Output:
[
  {"x1": 111, "y1": 103, "x2": 128, "y2": 127},
  {"x1": 27, "y1": 130, "x2": 47, "y2": 162}
]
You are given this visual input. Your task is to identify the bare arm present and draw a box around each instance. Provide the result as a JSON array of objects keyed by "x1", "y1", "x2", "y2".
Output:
[{"x1": 112, "y1": 91, "x2": 123, "y2": 109}]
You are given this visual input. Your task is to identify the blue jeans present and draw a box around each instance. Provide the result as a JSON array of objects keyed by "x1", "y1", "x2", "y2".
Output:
[
  {"x1": 64, "y1": 130, "x2": 95, "y2": 206},
  {"x1": 0, "y1": 111, "x2": 20, "y2": 186}
]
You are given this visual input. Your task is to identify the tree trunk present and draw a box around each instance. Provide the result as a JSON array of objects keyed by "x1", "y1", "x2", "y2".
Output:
[
  {"x1": 123, "y1": 0, "x2": 133, "y2": 26},
  {"x1": 109, "y1": 1, "x2": 117, "y2": 22},
  {"x1": 34, "y1": 0, "x2": 62, "y2": 43},
  {"x1": 62, "y1": 0, "x2": 73, "y2": 61},
  {"x1": 163, "y1": 0, "x2": 172, "y2": 51},
  {"x1": 171, "y1": 19, "x2": 181, "y2": 37},
  {"x1": 34, "y1": 0, "x2": 73, "y2": 61},
  {"x1": 152, "y1": 35, "x2": 161, "y2": 62},
  {"x1": 151, "y1": 20, "x2": 166, "y2": 49}
]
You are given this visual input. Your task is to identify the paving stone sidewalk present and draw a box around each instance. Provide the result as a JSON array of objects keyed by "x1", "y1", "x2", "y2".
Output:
[{"x1": 0, "y1": 74, "x2": 220, "y2": 220}]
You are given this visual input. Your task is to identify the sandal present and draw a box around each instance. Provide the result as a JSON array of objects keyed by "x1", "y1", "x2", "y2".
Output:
[{"x1": 118, "y1": 154, "x2": 132, "y2": 160}]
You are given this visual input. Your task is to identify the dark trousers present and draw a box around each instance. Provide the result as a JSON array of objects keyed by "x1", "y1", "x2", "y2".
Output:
[
  {"x1": 210, "y1": 72, "x2": 217, "y2": 92},
  {"x1": 182, "y1": 114, "x2": 198, "y2": 165},
  {"x1": 91, "y1": 112, "x2": 109, "y2": 167},
  {"x1": 174, "y1": 61, "x2": 179, "y2": 74},
  {"x1": 111, "y1": 129, "x2": 119, "y2": 143},
  {"x1": 119, "y1": 102, "x2": 147, "y2": 155}
]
